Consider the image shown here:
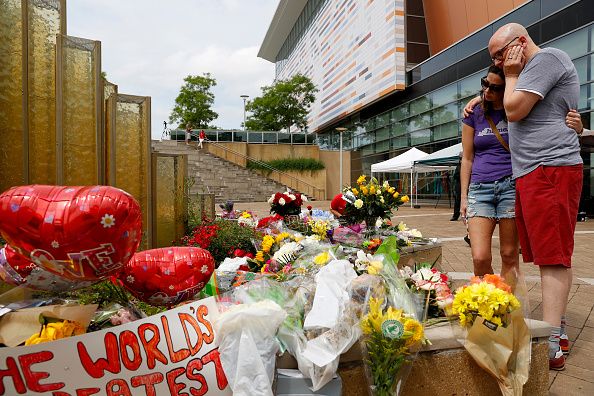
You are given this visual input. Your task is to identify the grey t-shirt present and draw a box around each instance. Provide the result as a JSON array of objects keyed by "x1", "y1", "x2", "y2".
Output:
[{"x1": 510, "y1": 47, "x2": 582, "y2": 179}]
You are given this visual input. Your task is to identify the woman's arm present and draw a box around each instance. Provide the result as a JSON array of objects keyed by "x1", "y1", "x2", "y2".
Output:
[{"x1": 460, "y1": 124, "x2": 475, "y2": 223}]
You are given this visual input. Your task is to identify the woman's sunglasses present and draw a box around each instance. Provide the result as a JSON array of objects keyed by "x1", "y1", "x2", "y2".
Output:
[{"x1": 481, "y1": 77, "x2": 505, "y2": 92}]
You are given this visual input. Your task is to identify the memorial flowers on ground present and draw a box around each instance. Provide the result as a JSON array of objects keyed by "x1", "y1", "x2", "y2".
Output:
[{"x1": 340, "y1": 176, "x2": 409, "y2": 226}]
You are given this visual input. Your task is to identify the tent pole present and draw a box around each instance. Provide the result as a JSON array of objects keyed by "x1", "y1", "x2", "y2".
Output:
[{"x1": 410, "y1": 167, "x2": 413, "y2": 208}]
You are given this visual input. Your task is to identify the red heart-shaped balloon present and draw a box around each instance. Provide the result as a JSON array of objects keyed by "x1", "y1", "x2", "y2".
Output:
[
  {"x1": 0, "y1": 185, "x2": 142, "y2": 281},
  {"x1": 120, "y1": 247, "x2": 214, "y2": 306},
  {"x1": 0, "y1": 244, "x2": 96, "y2": 291}
]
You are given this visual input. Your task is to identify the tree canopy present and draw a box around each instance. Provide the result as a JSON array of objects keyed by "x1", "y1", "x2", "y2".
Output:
[
  {"x1": 169, "y1": 73, "x2": 218, "y2": 128},
  {"x1": 245, "y1": 74, "x2": 317, "y2": 132}
]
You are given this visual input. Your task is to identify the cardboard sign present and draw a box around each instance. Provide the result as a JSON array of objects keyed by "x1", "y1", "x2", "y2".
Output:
[{"x1": 0, "y1": 297, "x2": 232, "y2": 396}]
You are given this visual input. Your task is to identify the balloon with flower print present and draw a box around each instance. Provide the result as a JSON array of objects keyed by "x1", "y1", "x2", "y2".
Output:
[
  {"x1": 120, "y1": 247, "x2": 215, "y2": 306},
  {"x1": 0, "y1": 185, "x2": 142, "y2": 281}
]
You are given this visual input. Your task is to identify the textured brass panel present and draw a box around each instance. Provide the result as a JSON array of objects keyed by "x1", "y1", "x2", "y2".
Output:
[
  {"x1": 27, "y1": 0, "x2": 64, "y2": 184},
  {"x1": 104, "y1": 81, "x2": 117, "y2": 185},
  {"x1": 114, "y1": 94, "x2": 152, "y2": 249},
  {"x1": 0, "y1": 0, "x2": 25, "y2": 192},
  {"x1": 57, "y1": 35, "x2": 102, "y2": 185},
  {"x1": 152, "y1": 154, "x2": 187, "y2": 248}
]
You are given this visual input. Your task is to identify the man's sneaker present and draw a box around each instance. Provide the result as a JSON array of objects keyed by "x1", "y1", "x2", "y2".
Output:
[
  {"x1": 549, "y1": 349, "x2": 565, "y2": 371},
  {"x1": 559, "y1": 334, "x2": 570, "y2": 355}
]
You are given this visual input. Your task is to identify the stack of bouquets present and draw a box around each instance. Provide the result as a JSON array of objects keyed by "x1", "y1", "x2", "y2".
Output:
[
  {"x1": 268, "y1": 190, "x2": 307, "y2": 217},
  {"x1": 340, "y1": 176, "x2": 409, "y2": 226},
  {"x1": 451, "y1": 274, "x2": 530, "y2": 395}
]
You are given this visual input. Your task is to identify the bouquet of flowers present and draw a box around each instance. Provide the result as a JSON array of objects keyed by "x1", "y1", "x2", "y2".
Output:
[
  {"x1": 360, "y1": 297, "x2": 424, "y2": 396},
  {"x1": 237, "y1": 211, "x2": 257, "y2": 228},
  {"x1": 249, "y1": 232, "x2": 302, "y2": 280},
  {"x1": 268, "y1": 190, "x2": 307, "y2": 217},
  {"x1": 341, "y1": 176, "x2": 409, "y2": 226},
  {"x1": 400, "y1": 264, "x2": 453, "y2": 320},
  {"x1": 451, "y1": 274, "x2": 530, "y2": 396},
  {"x1": 452, "y1": 274, "x2": 519, "y2": 327}
]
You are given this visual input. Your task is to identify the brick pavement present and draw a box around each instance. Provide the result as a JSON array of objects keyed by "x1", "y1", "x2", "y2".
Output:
[{"x1": 233, "y1": 200, "x2": 594, "y2": 394}]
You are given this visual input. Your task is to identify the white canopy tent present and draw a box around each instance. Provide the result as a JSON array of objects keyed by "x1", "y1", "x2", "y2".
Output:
[
  {"x1": 413, "y1": 142, "x2": 462, "y2": 172},
  {"x1": 370, "y1": 147, "x2": 428, "y2": 207}
]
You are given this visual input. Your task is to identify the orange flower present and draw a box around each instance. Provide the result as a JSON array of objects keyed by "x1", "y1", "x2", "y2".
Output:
[{"x1": 470, "y1": 274, "x2": 511, "y2": 293}]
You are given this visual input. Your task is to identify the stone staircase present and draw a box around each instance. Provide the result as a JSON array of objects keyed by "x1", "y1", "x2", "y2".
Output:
[{"x1": 152, "y1": 140, "x2": 291, "y2": 203}]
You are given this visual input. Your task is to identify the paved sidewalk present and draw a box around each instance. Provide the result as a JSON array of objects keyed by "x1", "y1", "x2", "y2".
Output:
[{"x1": 233, "y1": 200, "x2": 594, "y2": 395}]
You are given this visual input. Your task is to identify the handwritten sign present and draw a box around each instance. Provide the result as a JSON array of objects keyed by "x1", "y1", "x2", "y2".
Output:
[{"x1": 0, "y1": 297, "x2": 232, "y2": 395}]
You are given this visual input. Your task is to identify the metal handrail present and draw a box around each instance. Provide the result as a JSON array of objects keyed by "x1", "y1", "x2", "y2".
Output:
[{"x1": 189, "y1": 132, "x2": 325, "y2": 200}]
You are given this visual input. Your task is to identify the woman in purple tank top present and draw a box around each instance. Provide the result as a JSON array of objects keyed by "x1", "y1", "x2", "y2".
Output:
[{"x1": 461, "y1": 66, "x2": 583, "y2": 278}]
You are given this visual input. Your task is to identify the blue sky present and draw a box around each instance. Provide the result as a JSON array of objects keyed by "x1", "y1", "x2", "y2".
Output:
[{"x1": 68, "y1": 0, "x2": 277, "y2": 138}]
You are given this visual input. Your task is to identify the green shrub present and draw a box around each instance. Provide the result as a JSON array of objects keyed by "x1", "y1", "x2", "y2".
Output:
[{"x1": 247, "y1": 157, "x2": 325, "y2": 173}]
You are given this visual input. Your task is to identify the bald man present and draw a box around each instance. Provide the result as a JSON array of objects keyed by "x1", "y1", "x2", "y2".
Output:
[{"x1": 489, "y1": 23, "x2": 582, "y2": 371}]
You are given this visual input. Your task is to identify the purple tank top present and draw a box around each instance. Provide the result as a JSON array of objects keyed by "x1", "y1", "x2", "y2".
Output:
[{"x1": 462, "y1": 105, "x2": 512, "y2": 183}]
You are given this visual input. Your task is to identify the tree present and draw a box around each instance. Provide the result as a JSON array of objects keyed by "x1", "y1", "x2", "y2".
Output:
[
  {"x1": 170, "y1": 73, "x2": 218, "y2": 128},
  {"x1": 245, "y1": 74, "x2": 317, "y2": 132}
]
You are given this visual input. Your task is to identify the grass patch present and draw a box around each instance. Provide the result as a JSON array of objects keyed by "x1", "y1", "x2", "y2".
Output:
[{"x1": 247, "y1": 157, "x2": 325, "y2": 173}]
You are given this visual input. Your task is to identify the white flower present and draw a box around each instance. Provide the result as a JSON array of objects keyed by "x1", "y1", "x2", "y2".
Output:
[
  {"x1": 397, "y1": 221, "x2": 408, "y2": 231},
  {"x1": 354, "y1": 199, "x2": 363, "y2": 209},
  {"x1": 279, "y1": 198, "x2": 286, "y2": 205},
  {"x1": 126, "y1": 275, "x2": 135, "y2": 284},
  {"x1": 51, "y1": 240, "x2": 60, "y2": 249},
  {"x1": 268, "y1": 195, "x2": 274, "y2": 204},
  {"x1": 100, "y1": 214, "x2": 116, "y2": 228},
  {"x1": 410, "y1": 229, "x2": 423, "y2": 238},
  {"x1": 376, "y1": 189, "x2": 381, "y2": 195},
  {"x1": 288, "y1": 194, "x2": 296, "y2": 200},
  {"x1": 399, "y1": 266, "x2": 414, "y2": 278},
  {"x1": 383, "y1": 181, "x2": 390, "y2": 189},
  {"x1": 380, "y1": 196, "x2": 385, "y2": 204},
  {"x1": 302, "y1": 195, "x2": 308, "y2": 202},
  {"x1": 375, "y1": 218, "x2": 383, "y2": 228}
]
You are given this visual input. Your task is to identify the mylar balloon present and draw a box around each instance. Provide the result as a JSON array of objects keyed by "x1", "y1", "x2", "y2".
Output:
[
  {"x1": 0, "y1": 244, "x2": 95, "y2": 291},
  {"x1": 121, "y1": 247, "x2": 214, "y2": 306},
  {"x1": 0, "y1": 185, "x2": 142, "y2": 281}
]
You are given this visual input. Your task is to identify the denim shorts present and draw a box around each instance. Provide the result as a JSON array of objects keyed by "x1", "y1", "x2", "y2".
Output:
[{"x1": 467, "y1": 176, "x2": 516, "y2": 220}]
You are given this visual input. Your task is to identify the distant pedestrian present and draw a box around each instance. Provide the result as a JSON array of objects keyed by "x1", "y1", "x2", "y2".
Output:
[
  {"x1": 198, "y1": 130, "x2": 206, "y2": 149},
  {"x1": 450, "y1": 154, "x2": 462, "y2": 221},
  {"x1": 185, "y1": 124, "x2": 192, "y2": 145}
]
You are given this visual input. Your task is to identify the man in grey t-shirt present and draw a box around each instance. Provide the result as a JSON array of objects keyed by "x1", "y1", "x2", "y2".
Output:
[{"x1": 489, "y1": 23, "x2": 583, "y2": 371}]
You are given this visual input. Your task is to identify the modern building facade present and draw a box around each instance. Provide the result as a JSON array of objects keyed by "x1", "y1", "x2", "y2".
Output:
[{"x1": 260, "y1": 0, "x2": 594, "y2": 213}]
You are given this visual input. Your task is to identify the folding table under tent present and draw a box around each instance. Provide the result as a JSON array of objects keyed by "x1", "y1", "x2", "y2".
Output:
[{"x1": 370, "y1": 147, "x2": 429, "y2": 207}]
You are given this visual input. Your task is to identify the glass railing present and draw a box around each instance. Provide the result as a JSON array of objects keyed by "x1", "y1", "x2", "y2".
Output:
[{"x1": 169, "y1": 129, "x2": 317, "y2": 145}]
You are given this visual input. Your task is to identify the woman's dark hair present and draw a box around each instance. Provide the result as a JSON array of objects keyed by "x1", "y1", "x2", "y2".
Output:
[{"x1": 480, "y1": 65, "x2": 506, "y2": 121}]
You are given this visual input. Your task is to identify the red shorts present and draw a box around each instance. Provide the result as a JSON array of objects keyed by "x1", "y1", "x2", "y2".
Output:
[{"x1": 515, "y1": 165, "x2": 583, "y2": 267}]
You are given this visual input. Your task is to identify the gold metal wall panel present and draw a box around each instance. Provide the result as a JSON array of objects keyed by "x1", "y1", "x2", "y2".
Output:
[
  {"x1": 104, "y1": 80, "x2": 117, "y2": 185},
  {"x1": 114, "y1": 94, "x2": 152, "y2": 249},
  {"x1": 152, "y1": 154, "x2": 187, "y2": 248},
  {"x1": 26, "y1": 0, "x2": 65, "y2": 184},
  {"x1": 56, "y1": 34, "x2": 102, "y2": 185},
  {"x1": 0, "y1": 0, "x2": 26, "y2": 193}
]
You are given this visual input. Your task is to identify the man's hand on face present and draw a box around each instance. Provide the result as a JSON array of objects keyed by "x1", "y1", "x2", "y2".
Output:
[{"x1": 503, "y1": 44, "x2": 525, "y2": 77}]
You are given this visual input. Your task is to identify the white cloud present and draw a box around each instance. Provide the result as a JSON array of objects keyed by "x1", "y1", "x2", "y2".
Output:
[{"x1": 67, "y1": 0, "x2": 277, "y2": 137}]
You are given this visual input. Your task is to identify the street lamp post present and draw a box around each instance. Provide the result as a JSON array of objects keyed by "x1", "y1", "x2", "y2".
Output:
[
  {"x1": 240, "y1": 95, "x2": 249, "y2": 130},
  {"x1": 335, "y1": 127, "x2": 348, "y2": 191}
]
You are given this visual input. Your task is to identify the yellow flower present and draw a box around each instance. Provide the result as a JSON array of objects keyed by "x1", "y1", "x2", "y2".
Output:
[
  {"x1": 369, "y1": 185, "x2": 376, "y2": 195},
  {"x1": 255, "y1": 250, "x2": 265, "y2": 262},
  {"x1": 25, "y1": 320, "x2": 84, "y2": 346},
  {"x1": 261, "y1": 235, "x2": 275, "y2": 253},
  {"x1": 366, "y1": 260, "x2": 383, "y2": 275},
  {"x1": 392, "y1": 192, "x2": 399, "y2": 198},
  {"x1": 275, "y1": 232, "x2": 290, "y2": 243},
  {"x1": 240, "y1": 211, "x2": 252, "y2": 218},
  {"x1": 352, "y1": 188, "x2": 359, "y2": 196},
  {"x1": 314, "y1": 251, "x2": 331, "y2": 266},
  {"x1": 401, "y1": 195, "x2": 410, "y2": 203},
  {"x1": 357, "y1": 175, "x2": 367, "y2": 185},
  {"x1": 388, "y1": 187, "x2": 395, "y2": 194},
  {"x1": 361, "y1": 186, "x2": 368, "y2": 195},
  {"x1": 404, "y1": 319, "x2": 424, "y2": 347}
]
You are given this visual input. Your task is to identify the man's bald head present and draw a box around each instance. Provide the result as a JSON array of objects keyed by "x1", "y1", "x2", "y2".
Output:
[{"x1": 489, "y1": 23, "x2": 531, "y2": 53}]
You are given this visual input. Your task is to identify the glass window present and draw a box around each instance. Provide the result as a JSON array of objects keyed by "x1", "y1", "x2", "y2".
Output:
[
  {"x1": 248, "y1": 132, "x2": 262, "y2": 143},
  {"x1": 278, "y1": 133, "x2": 291, "y2": 144},
  {"x1": 409, "y1": 95, "x2": 431, "y2": 116},
  {"x1": 218, "y1": 131, "x2": 232, "y2": 142},
  {"x1": 408, "y1": 113, "x2": 431, "y2": 132},
  {"x1": 459, "y1": 70, "x2": 484, "y2": 99},
  {"x1": 391, "y1": 135, "x2": 409, "y2": 149},
  {"x1": 579, "y1": 84, "x2": 590, "y2": 111},
  {"x1": 234, "y1": 131, "x2": 247, "y2": 142},
  {"x1": 392, "y1": 105, "x2": 409, "y2": 121},
  {"x1": 375, "y1": 140, "x2": 390, "y2": 153},
  {"x1": 361, "y1": 144, "x2": 374, "y2": 156},
  {"x1": 205, "y1": 131, "x2": 217, "y2": 141},
  {"x1": 362, "y1": 118, "x2": 376, "y2": 132},
  {"x1": 262, "y1": 132, "x2": 277, "y2": 144},
  {"x1": 292, "y1": 133, "x2": 306, "y2": 144},
  {"x1": 547, "y1": 28, "x2": 588, "y2": 59},
  {"x1": 574, "y1": 56, "x2": 588, "y2": 84},
  {"x1": 376, "y1": 112, "x2": 390, "y2": 128},
  {"x1": 432, "y1": 83, "x2": 458, "y2": 107},
  {"x1": 376, "y1": 127, "x2": 390, "y2": 141},
  {"x1": 432, "y1": 103, "x2": 458, "y2": 125},
  {"x1": 433, "y1": 121, "x2": 459, "y2": 141},
  {"x1": 410, "y1": 129, "x2": 431, "y2": 146},
  {"x1": 391, "y1": 121, "x2": 407, "y2": 137}
]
